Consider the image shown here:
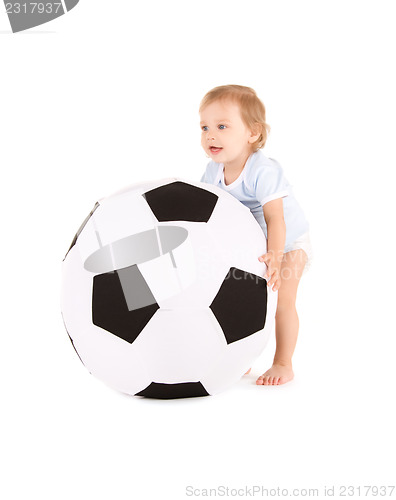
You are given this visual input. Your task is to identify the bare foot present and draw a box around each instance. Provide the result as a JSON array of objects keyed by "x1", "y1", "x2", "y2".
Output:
[
  {"x1": 244, "y1": 368, "x2": 251, "y2": 375},
  {"x1": 256, "y1": 364, "x2": 294, "y2": 386}
]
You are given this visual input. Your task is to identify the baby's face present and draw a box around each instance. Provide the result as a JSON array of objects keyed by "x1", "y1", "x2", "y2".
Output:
[{"x1": 200, "y1": 100, "x2": 256, "y2": 169}]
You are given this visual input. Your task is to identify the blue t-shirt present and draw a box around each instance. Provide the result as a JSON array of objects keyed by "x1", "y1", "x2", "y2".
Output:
[{"x1": 200, "y1": 150, "x2": 309, "y2": 249}]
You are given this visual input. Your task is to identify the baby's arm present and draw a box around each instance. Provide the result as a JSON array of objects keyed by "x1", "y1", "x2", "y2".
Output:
[{"x1": 258, "y1": 198, "x2": 286, "y2": 292}]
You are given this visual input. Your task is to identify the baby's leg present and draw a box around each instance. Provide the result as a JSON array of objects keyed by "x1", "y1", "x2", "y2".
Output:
[{"x1": 256, "y1": 249, "x2": 307, "y2": 386}]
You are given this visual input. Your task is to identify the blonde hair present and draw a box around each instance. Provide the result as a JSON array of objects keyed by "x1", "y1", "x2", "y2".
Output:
[{"x1": 199, "y1": 85, "x2": 271, "y2": 150}]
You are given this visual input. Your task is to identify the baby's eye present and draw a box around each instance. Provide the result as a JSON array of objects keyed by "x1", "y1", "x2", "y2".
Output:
[
  {"x1": 201, "y1": 126, "x2": 208, "y2": 131},
  {"x1": 218, "y1": 124, "x2": 226, "y2": 130}
]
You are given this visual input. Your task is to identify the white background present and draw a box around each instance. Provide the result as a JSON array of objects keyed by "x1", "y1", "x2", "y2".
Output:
[{"x1": 1, "y1": 1, "x2": 395, "y2": 499}]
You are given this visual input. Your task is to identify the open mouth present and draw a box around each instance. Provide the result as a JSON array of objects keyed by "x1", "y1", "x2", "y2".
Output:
[{"x1": 209, "y1": 147, "x2": 223, "y2": 154}]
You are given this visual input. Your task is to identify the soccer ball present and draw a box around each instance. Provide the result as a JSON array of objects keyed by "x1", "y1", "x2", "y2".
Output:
[{"x1": 61, "y1": 178, "x2": 277, "y2": 399}]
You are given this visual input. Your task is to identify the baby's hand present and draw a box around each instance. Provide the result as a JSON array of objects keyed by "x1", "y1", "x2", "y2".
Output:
[{"x1": 258, "y1": 252, "x2": 281, "y2": 292}]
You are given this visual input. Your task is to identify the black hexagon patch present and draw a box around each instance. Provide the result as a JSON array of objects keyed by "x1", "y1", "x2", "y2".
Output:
[
  {"x1": 92, "y1": 265, "x2": 159, "y2": 344},
  {"x1": 143, "y1": 181, "x2": 218, "y2": 222},
  {"x1": 210, "y1": 267, "x2": 267, "y2": 344},
  {"x1": 136, "y1": 381, "x2": 210, "y2": 399}
]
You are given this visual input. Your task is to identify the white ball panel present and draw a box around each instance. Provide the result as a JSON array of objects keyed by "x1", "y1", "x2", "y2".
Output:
[
  {"x1": 138, "y1": 252, "x2": 182, "y2": 303},
  {"x1": 205, "y1": 194, "x2": 268, "y2": 278},
  {"x1": 93, "y1": 192, "x2": 157, "y2": 247},
  {"x1": 168, "y1": 229, "x2": 197, "y2": 291},
  {"x1": 132, "y1": 309, "x2": 227, "y2": 384},
  {"x1": 201, "y1": 326, "x2": 273, "y2": 394},
  {"x1": 61, "y1": 247, "x2": 93, "y2": 338},
  {"x1": 157, "y1": 221, "x2": 232, "y2": 310},
  {"x1": 74, "y1": 326, "x2": 151, "y2": 396}
]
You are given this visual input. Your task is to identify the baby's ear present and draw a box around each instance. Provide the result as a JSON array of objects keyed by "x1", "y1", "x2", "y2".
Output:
[{"x1": 248, "y1": 123, "x2": 262, "y2": 143}]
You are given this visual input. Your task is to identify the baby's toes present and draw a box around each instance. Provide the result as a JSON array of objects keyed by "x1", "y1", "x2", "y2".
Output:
[{"x1": 263, "y1": 376, "x2": 272, "y2": 385}]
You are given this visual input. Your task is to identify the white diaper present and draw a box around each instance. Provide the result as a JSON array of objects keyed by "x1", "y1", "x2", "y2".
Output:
[{"x1": 283, "y1": 231, "x2": 313, "y2": 274}]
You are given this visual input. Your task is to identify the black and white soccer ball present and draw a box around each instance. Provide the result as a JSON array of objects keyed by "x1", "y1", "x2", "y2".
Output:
[{"x1": 61, "y1": 179, "x2": 277, "y2": 399}]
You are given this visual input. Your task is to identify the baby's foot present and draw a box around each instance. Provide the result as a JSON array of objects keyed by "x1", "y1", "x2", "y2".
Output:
[
  {"x1": 244, "y1": 368, "x2": 251, "y2": 375},
  {"x1": 256, "y1": 364, "x2": 294, "y2": 386}
]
